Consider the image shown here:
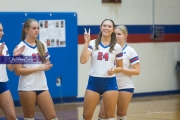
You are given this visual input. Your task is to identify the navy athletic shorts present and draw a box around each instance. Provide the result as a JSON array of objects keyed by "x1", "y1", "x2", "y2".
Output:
[
  {"x1": 87, "y1": 76, "x2": 118, "y2": 95},
  {"x1": 0, "y1": 82, "x2": 9, "y2": 94},
  {"x1": 118, "y1": 88, "x2": 134, "y2": 93}
]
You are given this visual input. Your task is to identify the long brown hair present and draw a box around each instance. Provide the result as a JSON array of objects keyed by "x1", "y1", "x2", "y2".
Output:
[
  {"x1": 21, "y1": 18, "x2": 46, "y2": 63},
  {"x1": 95, "y1": 19, "x2": 116, "y2": 52}
]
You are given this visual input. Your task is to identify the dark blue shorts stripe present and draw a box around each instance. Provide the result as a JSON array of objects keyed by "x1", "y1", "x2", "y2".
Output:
[
  {"x1": 118, "y1": 88, "x2": 134, "y2": 93},
  {"x1": 18, "y1": 90, "x2": 45, "y2": 95}
]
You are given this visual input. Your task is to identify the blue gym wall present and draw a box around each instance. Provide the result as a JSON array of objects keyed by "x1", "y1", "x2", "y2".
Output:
[{"x1": 0, "y1": 12, "x2": 78, "y2": 102}]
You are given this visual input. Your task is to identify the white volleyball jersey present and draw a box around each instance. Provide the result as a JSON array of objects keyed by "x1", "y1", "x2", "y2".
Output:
[
  {"x1": 0, "y1": 43, "x2": 9, "y2": 82},
  {"x1": 116, "y1": 44, "x2": 140, "y2": 89},
  {"x1": 88, "y1": 39, "x2": 123, "y2": 77},
  {"x1": 17, "y1": 40, "x2": 50, "y2": 91}
]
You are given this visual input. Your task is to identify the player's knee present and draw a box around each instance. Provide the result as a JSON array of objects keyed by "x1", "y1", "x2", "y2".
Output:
[
  {"x1": 24, "y1": 113, "x2": 34, "y2": 119},
  {"x1": 81, "y1": 116, "x2": 92, "y2": 120},
  {"x1": 6, "y1": 114, "x2": 16, "y2": 120},
  {"x1": 98, "y1": 117, "x2": 105, "y2": 120},
  {"x1": 105, "y1": 115, "x2": 115, "y2": 119},
  {"x1": 82, "y1": 114, "x2": 92, "y2": 120},
  {"x1": 45, "y1": 116, "x2": 57, "y2": 120},
  {"x1": 83, "y1": 116, "x2": 92, "y2": 120},
  {"x1": 98, "y1": 112, "x2": 106, "y2": 119},
  {"x1": 105, "y1": 113, "x2": 115, "y2": 118},
  {"x1": 51, "y1": 118, "x2": 58, "y2": 120},
  {"x1": 117, "y1": 111, "x2": 127, "y2": 116},
  {"x1": 44, "y1": 113, "x2": 57, "y2": 120}
]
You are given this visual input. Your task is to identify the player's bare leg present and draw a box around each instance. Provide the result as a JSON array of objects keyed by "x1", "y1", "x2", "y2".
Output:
[
  {"x1": 116, "y1": 92, "x2": 133, "y2": 120},
  {"x1": 0, "y1": 90, "x2": 17, "y2": 120},
  {"x1": 37, "y1": 91, "x2": 57, "y2": 120},
  {"x1": 102, "y1": 90, "x2": 118, "y2": 119},
  {"x1": 82, "y1": 90, "x2": 101, "y2": 120},
  {"x1": 18, "y1": 91, "x2": 36, "y2": 119}
]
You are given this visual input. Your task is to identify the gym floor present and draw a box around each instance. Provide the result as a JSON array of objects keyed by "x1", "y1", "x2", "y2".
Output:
[{"x1": 0, "y1": 94, "x2": 180, "y2": 120}]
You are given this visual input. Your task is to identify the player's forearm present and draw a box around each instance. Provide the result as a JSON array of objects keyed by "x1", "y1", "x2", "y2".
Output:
[
  {"x1": 114, "y1": 67, "x2": 123, "y2": 73},
  {"x1": 15, "y1": 67, "x2": 39, "y2": 76},
  {"x1": 80, "y1": 43, "x2": 89, "y2": 64},
  {"x1": 114, "y1": 59, "x2": 123, "y2": 73},
  {"x1": 7, "y1": 64, "x2": 15, "y2": 71},
  {"x1": 122, "y1": 68, "x2": 140, "y2": 75}
]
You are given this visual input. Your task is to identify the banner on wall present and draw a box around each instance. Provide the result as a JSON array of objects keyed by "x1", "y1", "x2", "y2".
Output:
[{"x1": 39, "y1": 20, "x2": 66, "y2": 48}]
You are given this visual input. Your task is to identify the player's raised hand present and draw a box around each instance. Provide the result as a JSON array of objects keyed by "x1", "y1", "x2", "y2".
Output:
[
  {"x1": 0, "y1": 42, "x2": 5, "y2": 55},
  {"x1": 13, "y1": 45, "x2": 26, "y2": 56},
  {"x1": 84, "y1": 28, "x2": 91, "y2": 44}
]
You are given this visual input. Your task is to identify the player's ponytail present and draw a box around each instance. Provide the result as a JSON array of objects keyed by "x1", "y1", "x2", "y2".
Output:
[
  {"x1": 21, "y1": 29, "x2": 26, "y2": 41},
  {"x1": 109, "y1": 32, "x2": 116, "y2": 52},
  {"x1": 95, "y1": 32, "x2": 102, "y2": 51},
  {"x1": 35, "y1": 39, "x2": 46, "y2": 63}
]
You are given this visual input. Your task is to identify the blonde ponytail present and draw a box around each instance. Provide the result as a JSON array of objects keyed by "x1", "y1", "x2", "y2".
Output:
[{"x1": 35, "y1": 39, "x2": 46, "y2": 63}]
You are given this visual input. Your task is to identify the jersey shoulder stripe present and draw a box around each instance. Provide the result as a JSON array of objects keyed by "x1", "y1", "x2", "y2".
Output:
[
  {"x1": 45, "y1": 52, "x2": 50, "y2": 57},
  {"x1": 116, "y1": 52, "x2": 123, "y2": 57},
  {"x1": 130, "y1": 56, "x2": 139, "y2": 63},
  {"x1": 88, "y1": 45, "x2": 93, "y2": 50}
]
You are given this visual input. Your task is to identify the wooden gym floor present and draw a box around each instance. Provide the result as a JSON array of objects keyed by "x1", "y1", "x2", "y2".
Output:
[{"x1": 0, "y1": 94, "x2": 180, "y2": 120}]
